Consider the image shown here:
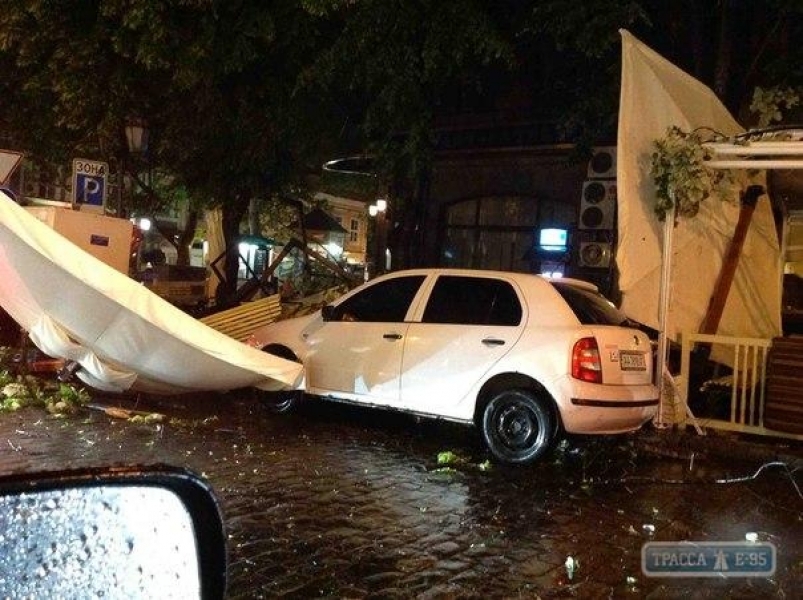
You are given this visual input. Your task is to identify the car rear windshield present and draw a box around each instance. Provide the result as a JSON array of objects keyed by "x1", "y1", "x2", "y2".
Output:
[{"x1": 551, "y1": 282, "x2": 628, "y2": 326}]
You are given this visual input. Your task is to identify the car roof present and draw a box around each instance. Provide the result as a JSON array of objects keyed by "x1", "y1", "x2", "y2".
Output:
[
  {"x1": 548, "y1": 277, "x2": 600, "y2": 293},
  {"x1": 376, "y1": 268, "x2": 600, "y2": 293}
]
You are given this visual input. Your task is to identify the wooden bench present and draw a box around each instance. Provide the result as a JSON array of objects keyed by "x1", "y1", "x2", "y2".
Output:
[{"x1": 199, "y1": 294, "x2": 282, "y2": 342}]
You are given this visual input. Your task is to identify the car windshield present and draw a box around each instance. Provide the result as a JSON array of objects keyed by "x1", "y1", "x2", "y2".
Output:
[{"x1": 551, "y1": 282, "x2": 628, "y2": 326}]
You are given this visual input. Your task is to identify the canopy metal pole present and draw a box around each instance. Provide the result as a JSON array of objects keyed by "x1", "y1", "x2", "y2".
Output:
[
  {"x1": 707, "y1": 160, "x2": 803, "y2": 169},
  {"x1": 704, "y1": 140, "x2": 803, "y2": 171},
  {"x1": 654, "y1": 199, "x2": 675, "y2": 428}
]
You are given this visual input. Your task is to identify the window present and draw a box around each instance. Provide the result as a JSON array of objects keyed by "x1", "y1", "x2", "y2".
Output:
[
  {"x1": 333, "y1": 276, "x2": 425, "y2": 322},
  {"x1": 350, "y1": 218, "x2": 359, "y2": 243},
  {"x1": 422, "y1": 276, "x2": 522, "y2": 326},
  {"x1": 551, "y1": 282, "x2": 626, "y2": 326},
  {"x1": 441, "y1": 196, "x2": 575, "y2": 271}
]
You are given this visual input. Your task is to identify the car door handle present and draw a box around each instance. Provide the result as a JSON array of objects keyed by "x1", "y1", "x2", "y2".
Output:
[
  {"x1": 383, "y1": 333, "x2": 403, "y2": 340},
  {"x1": 482, "y1": 338, "x2": 505, "y2": 346}
]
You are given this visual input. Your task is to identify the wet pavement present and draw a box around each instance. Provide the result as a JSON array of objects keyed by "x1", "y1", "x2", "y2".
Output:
[{"x1": 0, "y1": 391, "x2": 801, "y2": 598}]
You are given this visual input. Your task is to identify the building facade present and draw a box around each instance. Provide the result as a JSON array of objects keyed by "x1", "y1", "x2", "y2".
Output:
[
  {"x1": 413, "y1": 129, "x2": 619, "y2": 295},
  {"x1": 314, "y1": 192, "x2": 369, "y2": 266}
]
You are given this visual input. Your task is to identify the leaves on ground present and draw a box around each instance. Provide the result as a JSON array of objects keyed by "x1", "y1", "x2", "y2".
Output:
[
  {"x1": 0, "y1": 368, "x2": 89, "y2": 416},
  {"x1": 435, "y1": 450, "x2": 492, "y2": 473}
]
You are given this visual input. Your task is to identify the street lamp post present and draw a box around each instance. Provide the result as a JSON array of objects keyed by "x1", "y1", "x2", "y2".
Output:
[
  {"x1": 124, "y1": 118, "x2": 149, "y2": 156},
  {"x1": 124, "y1": 118, "x2": 151, "y2": 272},
  {"x1": 124, "y1": 117, "x2": 150, "y2": 207},
  {"x1": 368, "y1": 199, "x2": 388, "y2": 278}
]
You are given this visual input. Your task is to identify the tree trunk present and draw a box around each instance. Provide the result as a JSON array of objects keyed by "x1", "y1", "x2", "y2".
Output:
[
  {"x1": 174, "y1": 209, "x2": 199, "y2": 266},
  {"x1": 248, "y1": 197, "x2": 260, "y2": 235},
  {"x1": 218, "y1": 199, "x2": 248, "y2": 304}
]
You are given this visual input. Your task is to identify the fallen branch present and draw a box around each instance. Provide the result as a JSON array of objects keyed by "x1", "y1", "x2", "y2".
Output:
[{"x1": 589, "y1": 460, "x2": 803, "y2": 501}]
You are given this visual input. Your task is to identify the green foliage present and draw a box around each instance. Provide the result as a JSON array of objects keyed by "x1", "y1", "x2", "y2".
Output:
[
  {"x1": 0, "y1": 370, "x2": 90, "y2": 416},
  {"x1": 750, "y1": 86, "x2": 802, "y2": 128},
  {"x1": 129, "y1": 412, "x2": 166, "y2": 425},
  {"x1": 319, "y1": 169, "x2": 379, "y2": 202},
  {"x1": 437, "y1": 450, "x2": 462, "y2": 466},
  {"x1": 650, "y1": 127, "x2": 735, "y2": 221},
  {"x1": 435, "y1": 450, "x2": 492, "y2": 473},
  {"x1": 302, "y1": 1, "x2": 516, "y2": 182},
  {"x1": 2, "y1": 0, "x2": 802, "y2": 248},
  {"x1": 0, "y1": 1, "x2": 324, "y2": 217},
  {"x1": 529, "y1": 1, "x2": 650, "y2": 58}
]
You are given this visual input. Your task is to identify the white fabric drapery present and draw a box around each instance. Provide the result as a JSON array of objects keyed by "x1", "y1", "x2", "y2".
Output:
[
  {"x1": 616, "y1": 30, "x2": 781, "y2": 344},
  {"x1": 0, "y1": 193, "x2": 302, "y2": 394}
]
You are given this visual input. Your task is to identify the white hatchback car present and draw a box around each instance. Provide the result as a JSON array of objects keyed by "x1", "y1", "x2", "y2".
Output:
[{"x1": 247, "y1": 268, "x2": 658, "y2": 465}]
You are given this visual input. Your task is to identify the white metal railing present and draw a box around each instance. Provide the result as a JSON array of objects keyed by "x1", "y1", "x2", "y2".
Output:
[{"x1": 677, "y1": 333, "x2": 803, "y2": 441}]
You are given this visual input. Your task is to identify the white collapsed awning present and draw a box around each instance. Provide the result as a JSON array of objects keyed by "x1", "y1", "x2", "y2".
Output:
[{"x1": 0, "y1": 192, "x2": 303, "y2": 395}]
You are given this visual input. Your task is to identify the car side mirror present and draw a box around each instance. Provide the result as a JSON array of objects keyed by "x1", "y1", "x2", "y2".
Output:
[
  {"x1": 0, "y1": 466, "x2": 226, "y2": 599},
  {"x1": 321, "y1": 304, "x2": 336, "y2": 322}
]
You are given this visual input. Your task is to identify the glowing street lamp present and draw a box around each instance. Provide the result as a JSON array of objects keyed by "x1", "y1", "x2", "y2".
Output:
[
  {"x1": 368, "y1": 199, "x2": 389, "y2": 277},
  {"x1": 124, "y1": 118, "x2": 149, "y2": 155}
]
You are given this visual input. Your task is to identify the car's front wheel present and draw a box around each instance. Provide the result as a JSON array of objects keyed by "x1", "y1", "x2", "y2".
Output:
[
  {"x1": 481, "y1": 389, "x2": 556, "y2": 465},
  {"x1": 256, "y1": 345, "x2": 302, "y2": 414}
]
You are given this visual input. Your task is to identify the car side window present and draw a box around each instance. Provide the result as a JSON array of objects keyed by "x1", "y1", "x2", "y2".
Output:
[
  {"x1": 333, "y1": 276, "x2": 426, "y2": 322},
  {"x1": 422, "y1": 276, "x2": 522, "y2": 326}
]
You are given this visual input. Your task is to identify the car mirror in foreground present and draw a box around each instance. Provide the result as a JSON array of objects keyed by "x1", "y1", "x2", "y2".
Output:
[
  {"x1": 321, "y1": 304, "x2": 336, "y2": 321},
  {"x1": 0, "y1": 465, "x2": 226, "y2": 599}
]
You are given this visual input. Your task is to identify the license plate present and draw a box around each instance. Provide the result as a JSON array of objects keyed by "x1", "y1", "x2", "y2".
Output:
[{"x1": 620, "y1": 351, "x2": 646, "y2": 371}]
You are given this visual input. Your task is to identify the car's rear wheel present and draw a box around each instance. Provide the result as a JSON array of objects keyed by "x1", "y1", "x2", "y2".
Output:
[
  {"x1": 256, "y1": 345, "x2": 302, "y2": 414},
  {"x1": 481, "y1": 389, "x2": 555, "y2": 465}
]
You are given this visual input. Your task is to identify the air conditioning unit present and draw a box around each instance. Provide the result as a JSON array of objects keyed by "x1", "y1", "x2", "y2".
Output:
[
  {"x1": 587, "y1": 146, "x2": 617, "y2": 179},
  {"x1": 578, "y1": 181, "x2": 616, "y2": 230},
  {"x1": 578, "y1": 241, "x2": 613, "y2": 268}
]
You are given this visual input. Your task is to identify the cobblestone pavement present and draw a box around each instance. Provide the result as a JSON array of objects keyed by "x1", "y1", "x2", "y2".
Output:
[{"x1": 0, "y1": 392, "x2": 801, "y2": 598}]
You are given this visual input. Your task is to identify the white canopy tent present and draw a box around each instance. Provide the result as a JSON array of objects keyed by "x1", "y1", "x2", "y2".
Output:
[
  {"x1": 617, "y1": 29, "x2": 782, "y2": 343},
  {"x1": 617, "y1": 30, "x2": 803, "y2": 425}
]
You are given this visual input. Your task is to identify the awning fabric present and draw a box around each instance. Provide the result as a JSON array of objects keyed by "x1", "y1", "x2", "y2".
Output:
[
  {"x1": 0, "y1": 192, "x2": 303, "y2": 394},
  {"x1": 616, "y1": 30, "x2": 781, "y2": 343}
]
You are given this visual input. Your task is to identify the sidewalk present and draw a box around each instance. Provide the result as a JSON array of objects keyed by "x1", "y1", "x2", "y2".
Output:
[{"x1": 634, "y1": 423, "x2": 803, "y2": 467}]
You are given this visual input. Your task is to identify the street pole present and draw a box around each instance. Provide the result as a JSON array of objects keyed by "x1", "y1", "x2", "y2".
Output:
[{"x1": 369, "y1": 199, "x2": 388, "y2": 278}]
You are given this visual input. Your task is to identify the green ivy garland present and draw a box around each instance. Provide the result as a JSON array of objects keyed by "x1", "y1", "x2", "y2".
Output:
[
  {"x1": 650, "y1": 86, "x2": 801, "y2": 222},
  {"x1": 650, "y1": 126, "x2": 735, "y2": 221}
]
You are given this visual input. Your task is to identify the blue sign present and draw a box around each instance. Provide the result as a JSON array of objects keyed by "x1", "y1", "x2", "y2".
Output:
[
  {"x1": 642, "y1": 541, "x2": 776, "y2": 578},
  {"x1": 72, "y1": 159, "x2": 108, "y2": 210}
]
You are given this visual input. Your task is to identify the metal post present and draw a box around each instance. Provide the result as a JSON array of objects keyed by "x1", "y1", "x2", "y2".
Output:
[{"x1": 655, "y1": 198, "x2": 675, "y2": 429}]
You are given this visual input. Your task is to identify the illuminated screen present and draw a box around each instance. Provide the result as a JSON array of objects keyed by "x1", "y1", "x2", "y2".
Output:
[{"x1": 538, "y1": 228, "x2": 568, "y2": 252}]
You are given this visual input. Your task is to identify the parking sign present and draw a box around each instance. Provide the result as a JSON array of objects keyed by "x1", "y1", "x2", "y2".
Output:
[{"x1": 72, "y1": 158, "x2": 108, "y2": 212}]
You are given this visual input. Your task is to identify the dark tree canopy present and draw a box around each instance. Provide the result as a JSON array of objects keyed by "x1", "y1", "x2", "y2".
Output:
[{"x1": 1, "y1": 0, "x2": 801, "y2": 273}]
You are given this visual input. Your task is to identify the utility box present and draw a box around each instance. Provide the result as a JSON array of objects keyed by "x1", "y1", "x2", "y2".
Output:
[{"x1": 25, "y1": 205, "x2": 133, "y2": 274}]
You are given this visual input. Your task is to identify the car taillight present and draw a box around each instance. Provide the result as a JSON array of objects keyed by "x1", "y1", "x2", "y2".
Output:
[{"x1": 572, "y1": 337, "x2": 602, "y2": 383}]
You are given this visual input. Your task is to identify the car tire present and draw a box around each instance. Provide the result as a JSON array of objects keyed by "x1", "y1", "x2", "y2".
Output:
[
  {"x1": 256, "y1": 346, "x2": 302, "y2": 414},
  {"x1": 481, "y1": 389, "x2": 555, "y2": 465},
  {"x1": 257, "y1": 389, "x2": 301, "y2": 414}
]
